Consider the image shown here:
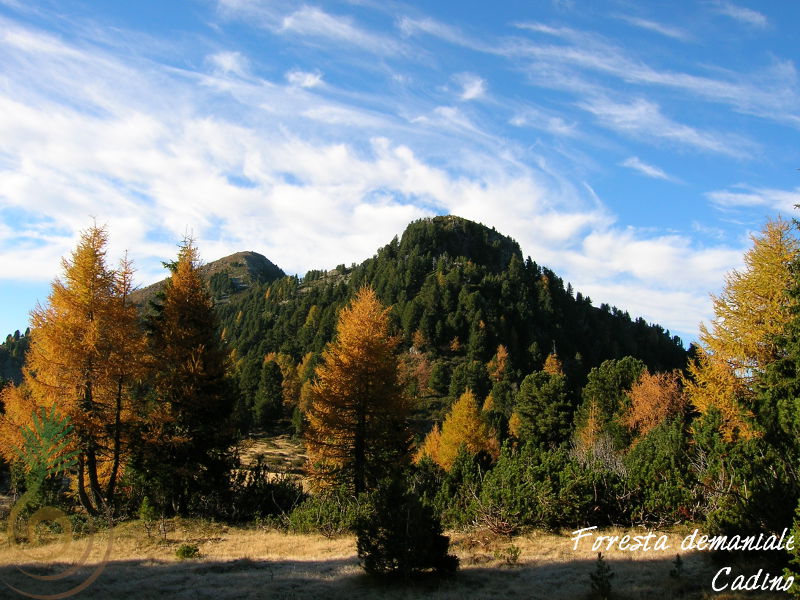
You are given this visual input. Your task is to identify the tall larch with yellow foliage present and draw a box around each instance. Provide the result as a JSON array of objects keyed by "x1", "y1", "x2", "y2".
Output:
[
  {"x1": 687, "y1": 217, "x2": 799, "y2": 440},
  {"x1": 0, "y1": 225, "x2": 146, "y2": 514},
  {"x1": 304, "y1": 287, "x2": 410, "y2": 494},
  {"x1": 418, "y1": 389, "x2": 498, "y2": 471}
]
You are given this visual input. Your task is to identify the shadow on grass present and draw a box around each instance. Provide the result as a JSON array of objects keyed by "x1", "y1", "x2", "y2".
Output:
[{"x1": 0, "y1": 551, "x2": 793, "y2": 599}]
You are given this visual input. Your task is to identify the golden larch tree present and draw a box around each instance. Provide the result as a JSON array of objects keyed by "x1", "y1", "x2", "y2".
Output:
[
  {"x1": 574, "y1": 399, "x2": 603, "y2": 459},
  {"x1": 304, "y1": 287, "x2": 411, "y2": 494},
  {"x1": 507, "y1": 411, "x2": 523, "y2": 439},
  {"x1": 624, "y1": 369, "x2": 687, "y2": 439},
  {"x1": 0, "y1": 384, "x2": 39, "y2": 463},
  {"x1": 543, "y1": 352, "x2": 564, "y2": 376},
  {"x1": 418, "y1": 389, "x2": 498, "y2": 471},
  {"x1": 414, "y1": 423, "x2": 442, "y2": 465},
  {"x1": 138, "y1": 238, "x2": 235, "y2": 512},
  {"x1": 265, "y1": 352, "x2": 301, "y2": 408},
  {"x1": 12, "y1": 225, "x2": 145, "y2": 514},
  {"x1": 487, "y1": 344, "x2": 510, "y2": 382},
  {"x1": 699, "y1": 217, "x2": 799, "y2": 378},
  {"x1": 685, "y1": 348, "x2": 754, "y2": 441},
  {"x1": 688, "y1": 217, "x2": 799, "y2": 440}
]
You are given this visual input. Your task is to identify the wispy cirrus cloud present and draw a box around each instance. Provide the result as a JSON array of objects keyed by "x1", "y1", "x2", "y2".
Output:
[
  {"x1": 520, "y1": 24, "x2": 797, "y2": 120},
  {"x1": 279, "y1": 5, "x2": 405, "y2": 55},
  {"x1": 707, "y1": 185, "x2": 800, "y2": 213},
  {"x1": 216, "y1": 1, "x2": 407, "y2": 56},
  {"x1": 396, "y1": 14, "x2": 799, "y2": 129},
  {"x1": 207, "y1": 51, "x2": 249, "y2": 77},
  {"x1": 620, "y1": 156, "x2": 677, "y2": 182},
  {"x1": 578, "y1": 97, "x2": 754, "y2": 158},
  {"x1": 509, "y1": 104, "x2": 579, "y2": 137},
  {"x1": 453, "y1": 72, "x2": 486, "y2": 101},
  {"x1": 397, "y1": 16, "x2": 493, "y2": 53},
  {"x1": 616, "y1": 15, "x2": 690, "y2": 41},
  {"x1": 710, "y1": 1, "x2": 769, "y2": 29},
  {"x1": 286, "y1": 68, "x2": 323, "y2": 88}
]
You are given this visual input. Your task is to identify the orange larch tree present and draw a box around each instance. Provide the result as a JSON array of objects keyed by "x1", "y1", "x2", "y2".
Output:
[
  {"x1": 304, "y1": 287, "x2": 410, "y2": 494},
  {"x1": 6, "y1": 225, "x2": 146, "y2": 514},
  {"x1": 624, "y1": 369, "x2": 687, "y2": 439},
  {"x1": 418, "y1": 389, "x2": 499, "y2": 471},
  {"x1": 687, "y1": 217, "x2": 799, "y2": 440}
]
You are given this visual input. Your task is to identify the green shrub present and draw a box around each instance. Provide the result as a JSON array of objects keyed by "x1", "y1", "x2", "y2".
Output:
[
  {"x1": 287, "y1": 487, "x2": 367, "y2": 537},
  {"x1": 433, "y1": 448, "x2": 486, "y2": 528},
  {"x1": 494, "y1": 544, "x2": 521, "y2": 566},
  {"x1": 475, "y1": 444, "x2": 609, "y2": 534},
  {"x1": 176, "y1": 543, "x2": 200, "y2": 560},
  {"x1": 356, "y1": 478, "x2": 458, "y2": 577},
  {"x1": 228, "y1": 462, "x2": 306, "y2": 523},
  {"x1": 623, "y1": 419, "x2": 697, "y2": 525},
  {"x1": 693, "y1": 409, "x2": 797, "y2": 536},
  {"x1": 139, "y1": 496, "x2": 160, "y2": 539}
]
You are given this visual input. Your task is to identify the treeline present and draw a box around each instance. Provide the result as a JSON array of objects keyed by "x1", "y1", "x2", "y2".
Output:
[{"x1": 261, "y1": 215, "x2": 800, "y2": 578}]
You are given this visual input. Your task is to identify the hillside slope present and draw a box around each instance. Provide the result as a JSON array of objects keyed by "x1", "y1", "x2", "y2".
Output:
[{"x1": 218, "y1": 216, "x2": 686, "y2": 419}]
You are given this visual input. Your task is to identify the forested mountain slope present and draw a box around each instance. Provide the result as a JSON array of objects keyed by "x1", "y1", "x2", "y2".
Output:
[{"x1": 217, "y1": 215, "x2": 686, "y2": 407}]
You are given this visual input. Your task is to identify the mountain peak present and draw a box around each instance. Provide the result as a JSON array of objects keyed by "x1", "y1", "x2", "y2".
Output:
[
  {"x1": 203, "y1": 251, "x2": 284, "y2": 285},
  {"x1": 397, "y1": 215, "x2": 522, "y2": 272},
  {"x1": 132, "y1": 250, "x2": 284, "y2": 307}
]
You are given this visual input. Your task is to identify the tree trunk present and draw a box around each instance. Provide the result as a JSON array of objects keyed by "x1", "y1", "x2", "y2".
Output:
[
  {"x1": 76, "y1": 454, "x2": 98, "y2": 516},
  {"x1": 105, "y1": 376, "x2": 124, "y2": 506}
]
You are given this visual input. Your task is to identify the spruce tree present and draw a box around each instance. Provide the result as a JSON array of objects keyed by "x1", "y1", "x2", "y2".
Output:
[
  {"x1": 254, "y1": 359, "x2": 283, "y2": 427},
  {"x1": 514, "y1": 370, "x2": 574, "y2": 448}
]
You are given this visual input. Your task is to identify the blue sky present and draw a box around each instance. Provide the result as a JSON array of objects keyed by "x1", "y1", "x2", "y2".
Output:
[{"x1": 1, "y1": 0, "x2": 799, "y2": 344}]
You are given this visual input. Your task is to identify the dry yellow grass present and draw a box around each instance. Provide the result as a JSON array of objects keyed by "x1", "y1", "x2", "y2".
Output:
[
  {"x1": 237, "y1": 433, "x2": 306, "y2": 473},
  {"x1": 0, "y1": 520, "x2": 791, "y2": 599}
]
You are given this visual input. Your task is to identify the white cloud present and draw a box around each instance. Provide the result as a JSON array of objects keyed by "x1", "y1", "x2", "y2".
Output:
[
  {"x1": 207, "y1": 51, "x2": 248, "y2": 77},
  {"x1": 397, "y1": 16, "x2": 492, "y2": 53},
  {"x1": 579, "y1": 97, "x2": 753, "y2": 157},
  {"x1": 706, "y1": 185, "x2": 800, "y2": 212},
  {"x1": 388, "y1": 14, "x2": 798, "y2": 129},
  {"x1": 711, "y1": 1, "x2": 769, "y2": 28},
  {"x1": 453, "y1": 72, "x2": 486, "y2": 101},
  {"x1": 692, "y1": 221, "x2": 726, "y2": 240},
  {"x1": 286, "y1": 68, "x2": 323, "y2": 88},
  {"x1": 279, "y1": 6, "x2": 403, "y2": 55},
  {"x1": 512, "y1": 21, "x2": 800, "y2": 127},
  {"x1": 620, "y1": 156, "x2": 675, "y2": 181},
  {"x1": 617, "y1": 16, "x2": 690, "y2": 41}
]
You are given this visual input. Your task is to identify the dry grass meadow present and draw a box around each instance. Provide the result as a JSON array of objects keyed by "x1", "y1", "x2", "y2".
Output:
[{"x1": 0, "y1": 517, "x2": 792, "y2": 599}]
